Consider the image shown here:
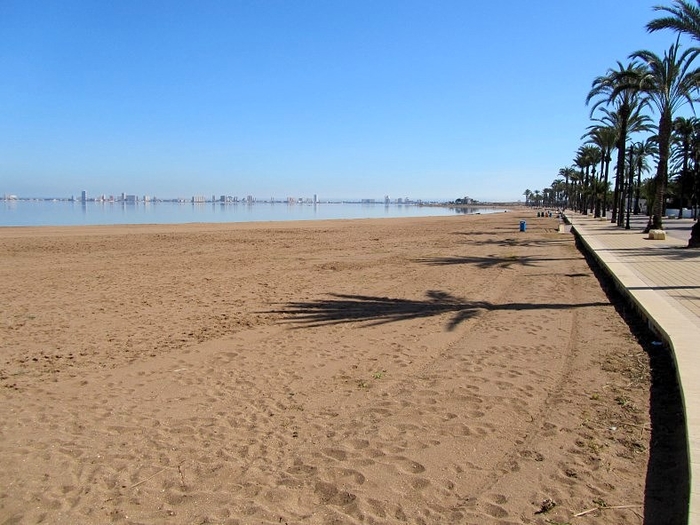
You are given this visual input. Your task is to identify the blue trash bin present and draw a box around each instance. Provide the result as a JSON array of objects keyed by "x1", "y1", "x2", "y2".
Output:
[{"x1": 519, "y1": 220, "x2": 526, "y2": 232}]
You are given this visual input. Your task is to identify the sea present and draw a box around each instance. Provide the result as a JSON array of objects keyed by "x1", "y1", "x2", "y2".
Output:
[{"x1": 0, "y1": 199, "x2": 507, "y2": 227}]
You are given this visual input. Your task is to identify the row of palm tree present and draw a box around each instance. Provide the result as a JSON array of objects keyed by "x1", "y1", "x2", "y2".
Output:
[{"x1": 526, "y1": 1, "x2": 700, "y2": 246}]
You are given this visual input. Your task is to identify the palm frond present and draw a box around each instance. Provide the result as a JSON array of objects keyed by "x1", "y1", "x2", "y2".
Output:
[{"x1": 647, "y1": 1, "x2": 700, "y2": 41}]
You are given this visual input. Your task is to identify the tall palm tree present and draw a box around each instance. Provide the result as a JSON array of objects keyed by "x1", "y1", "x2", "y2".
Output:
[
  {"x1": 628, "y1": 41, "x2": 700, "y2": 230},
  {"x1": 647, "y1": 1, "x2": 700, "y2": 245},
  {"x1": 573, "y1": 152, "x2": 586, "y2": 213},
  {"x1": 632, "y1": 138, "x2": 658, "y2": 214},
  {"x1": 558, "y1": 166, "x2": 577, "y2": 209},
  {"x1": 586, "y1": 145, "x2": 602, "y2": 215},
  {"x1": 690, "y1": 123, "x2": 700, "y2": 219},
  {"x1": 533, "y1": 190, "x2": 542, "y2": 207},
  {"x1": 584, "y1": 125, "x2": 617, "y2": 217},
  {"x1": 575, "y1": 145, "x2": 601, "y2": 215},
  {"x1": 595, "y1": 108, "x2": 653, "y2": 224},
  {"x1": 569, "y1": 169, "x2": 584, "y2": 212},
  {"x1": 648, "y1": 0, "x2": 700, "y2": 41},
  {"x1": 550, "y1": 178, "x2": 566, "y2": 208},
  {"x1": 586, "y1": 61, "x2": 648, "y2": 224},
  {"x1": 670, "y1": 116, "x2": 697, "y2": 216}
]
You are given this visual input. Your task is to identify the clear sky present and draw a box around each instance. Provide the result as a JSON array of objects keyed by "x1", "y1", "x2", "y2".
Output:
[{"x1": 0, "y1": 0, "x2": 690, "y2": 201}]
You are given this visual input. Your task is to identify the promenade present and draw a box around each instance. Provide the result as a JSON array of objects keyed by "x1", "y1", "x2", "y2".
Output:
[{"x1": 566, "y1": 212, "x2": 700, "y2": 524}]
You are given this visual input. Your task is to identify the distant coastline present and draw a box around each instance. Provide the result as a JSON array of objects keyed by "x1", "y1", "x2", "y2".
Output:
[{"x1": 1, "y1": 198, "x2": 511, "y2": 227}]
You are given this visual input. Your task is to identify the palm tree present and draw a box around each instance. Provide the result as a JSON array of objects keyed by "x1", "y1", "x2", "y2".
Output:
[
  {"x1": 670, "y1": 116, "x2": 697, "y2": 216},
  {"x1": 575, "y1": 145, "x2": 601, "y2": 215},
  {"x1": 584, "y1": 125, "x2": 617, "y2": 217},
  {"x1": 542, "y1": 187, "x2": 553, "y2": 207},
  {"x1": 523, "y1": 189, "x2": 532, "y2": 206},
  {"x1": 571, "y1": 171, "x2": 583, "y2": 210},
  {"x1": 558, "y1": 167, "x2": 577, "y2": 209},
  {"x1": 647, "y1": 1, "x2": 700, "y2": 245},
  {"x1": 648, "y1": 0, "x2": 700, "y2": 41},
  {"x1": 585, "y1": 145, "x2": 602, "y2": 215},
  {"x1": 628, "y1": 41, "x2": 700, "y2": 230},
  {"x1": 550, "y1": 177, "x2": 566, "y2": 208},
  {"x1": 632, "y1": 138, "x2": 658, "y2": 214},
  {"x1": 690, "y1": 123, "x2": 700, "y2": 218},
  {"x1": 586, "y1": 61, "x2": 648, "y2": 224},
  {"x1": 533, "y1": 190, "x2": 542, "y2": 207},
  {"x1": 593, "y1": 107, "x2": 653, "y2": 224},
  {"x1": 574, "y1": 147, "x2": 591, "y2": 214}
]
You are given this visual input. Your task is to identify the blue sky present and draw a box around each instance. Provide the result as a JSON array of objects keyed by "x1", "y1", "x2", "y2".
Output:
[{"x1": 0, "y1": 0, "x2": 690, "y2": 201}]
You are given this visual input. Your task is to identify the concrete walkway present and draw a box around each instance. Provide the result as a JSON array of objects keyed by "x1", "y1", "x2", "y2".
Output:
[{"x1": 565, "y1": 212, "x2": 700, "y2": 524}]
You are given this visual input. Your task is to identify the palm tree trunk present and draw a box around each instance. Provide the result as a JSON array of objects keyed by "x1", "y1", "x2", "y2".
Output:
[
  {"x1": 611, "y1": 110, "x2": 629, "y2": 224},
  {"x1": 602, "y1": 155, "x2": 610, "y2": 217},
  {"x1": 595, "y1": 158, "x2": 604, "y2": 217},
  {"x1": 612, "y1": 144, "x2": 626, "y2": 224},
  {"x1": 680, "y1": 142, "x2": 690, "y2": 219},
  {"x1": 692, "y1": 158, "x2": 699, "y2": 220},
  {"x1": 590, "y1": 168, "x2": 597, "y2": 215},
  {"x1": 689, "y1": 220, "x2": 700, "y2": 247},
  {"x1": 649, "y1": 112, "x2": 672, "y2": 231}
]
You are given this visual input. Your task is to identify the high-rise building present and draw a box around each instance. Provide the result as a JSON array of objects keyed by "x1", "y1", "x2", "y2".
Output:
[{"x1": 81, "y1": 190, "x2": 87, "y2": 203}]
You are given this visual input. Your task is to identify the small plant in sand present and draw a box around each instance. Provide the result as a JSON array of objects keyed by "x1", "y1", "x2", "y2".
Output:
[
  {"x1": 615, "y1": 395, "x2": 630, "y2": 407},
  {"x1": 593, "y1": 498, "x2": 608, "y2": 508},
  {"x1": 534, "y1": 498, "x2": 556, "y2": 514}
]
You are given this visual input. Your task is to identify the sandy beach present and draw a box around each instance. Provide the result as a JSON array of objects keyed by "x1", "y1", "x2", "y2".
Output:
[{"x1": 0, "y1": 211, "x2": 655, "y2": 524}]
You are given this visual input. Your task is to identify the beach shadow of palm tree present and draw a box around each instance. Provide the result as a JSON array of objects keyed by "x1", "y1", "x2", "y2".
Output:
[
  {"x1": 449, "y1": 225, "x2": 534, "y2": 238},
  {"x1": 415, "y1": 254, "x2": 580, "y2": 269},
  {"x1": 470, "y1": 237, "x2": 573, "y2": 248},
  {"x1": 450, "y1": 230, "x2": 509, "y2": 236},
  {"x1": 268, "y1": 291, "x2": 610, "y2": 331},
  {"x1": 595, "y1": 246, "x2": 700, "y2": 261}
]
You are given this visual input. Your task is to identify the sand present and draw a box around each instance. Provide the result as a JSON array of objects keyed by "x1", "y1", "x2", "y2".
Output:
[{"x1": 0, "y1": 211, "x2": 654, "y2": 524}]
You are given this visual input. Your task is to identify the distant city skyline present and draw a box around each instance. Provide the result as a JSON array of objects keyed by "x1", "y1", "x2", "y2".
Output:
[{"x1": 3, "y1": 190, "x2": 464, "y2": 205}]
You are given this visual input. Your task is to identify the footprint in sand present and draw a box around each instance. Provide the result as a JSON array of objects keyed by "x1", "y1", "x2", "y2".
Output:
[
  {"x1": 286, "y1": 462, "x2": 318, "y2": 477},
  {"x1": 410, "y1": 477, "x2": 431, "y2": 490},
  {"x1": 391, "y1": 456, "x2": 426, "y2": 474},
  {"x1": 328, "y1": 466, "x2": 366, "y2": 485},
  {"x1": 483, "y1": 501, "x2": 509, "y2": 518},
  {"x1": 518, "y1": 450, "x2": 545, "y2": 462},
  {"x1": 322, "y1": 448, "x2": 348, "y2": 461},
  {"x1": 313, "y1": 481, "x2": 357, "y2": 506},
  {"x1": 348, "y1": 438, "x2": 370, "y2": 450}
]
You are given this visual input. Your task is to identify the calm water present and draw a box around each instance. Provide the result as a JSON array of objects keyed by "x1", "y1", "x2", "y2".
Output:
[{"x1": 0, "y1": 200, "x2": 506, "y2": 227}]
